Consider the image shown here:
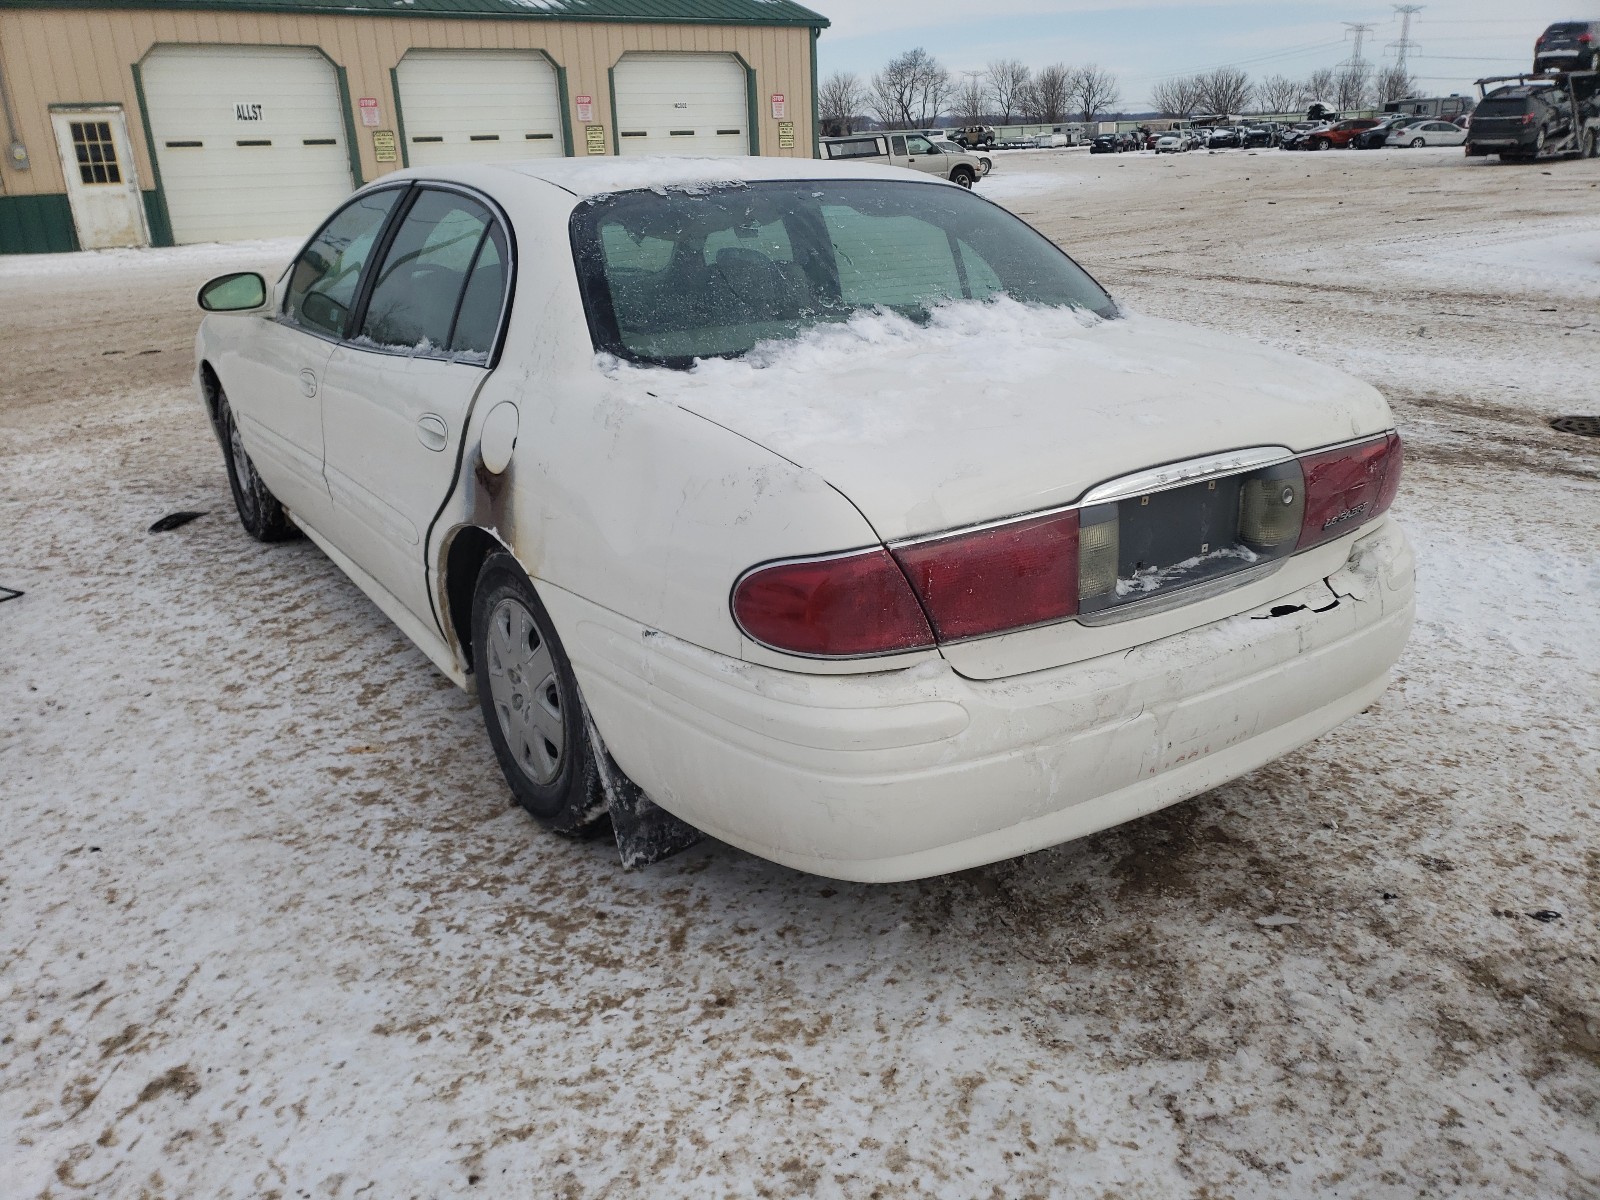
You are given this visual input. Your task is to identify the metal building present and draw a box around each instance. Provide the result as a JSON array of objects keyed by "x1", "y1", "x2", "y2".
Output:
[{"x1": 0, "y1": 0, "x2": 827, "y2": 253}]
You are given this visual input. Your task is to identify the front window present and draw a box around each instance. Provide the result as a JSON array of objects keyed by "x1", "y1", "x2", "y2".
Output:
[
  {"x1": 285, "y1": 188, "x2": 402, "y2": 338},
  {"x1": 570, "y1": 180, "x2": 1116, "y2": 368}
]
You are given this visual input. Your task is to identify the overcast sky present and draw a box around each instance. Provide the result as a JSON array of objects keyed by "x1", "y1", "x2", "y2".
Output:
[{"x1": 813, "y1": 1, "x2": 1577, "y2": 112}]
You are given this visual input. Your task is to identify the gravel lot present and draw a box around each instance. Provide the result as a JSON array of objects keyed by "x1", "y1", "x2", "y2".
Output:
[{"x1": 3, "y1": 146, "x2": 1597, "y2": 1199}]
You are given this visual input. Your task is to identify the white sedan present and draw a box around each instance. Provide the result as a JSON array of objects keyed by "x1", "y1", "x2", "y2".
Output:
[
  {"x1": 1388, "y1": 120, "x2": 1468, "y2": 147},
  {"x1": 194, "y1": 157, "x2": 1413, "y2": 882}
]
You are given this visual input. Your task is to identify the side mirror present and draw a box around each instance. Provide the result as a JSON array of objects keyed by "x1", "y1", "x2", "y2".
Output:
[{"x1": 198, "y1": 271, "x2": 268, "y2": 314}]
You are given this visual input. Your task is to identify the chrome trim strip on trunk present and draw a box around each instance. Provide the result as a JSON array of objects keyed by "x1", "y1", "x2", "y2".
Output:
[{"x1": 1080, "y1": 446, "x2": 1294, "y2": 505}]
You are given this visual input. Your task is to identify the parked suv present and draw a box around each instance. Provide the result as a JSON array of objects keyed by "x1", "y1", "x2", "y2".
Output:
[
  {"x1": 1304, "y1": 118, "x2": 1383, "y2": 149},
  {"x1": 952, "y1": 125, "x2": 998, "y2": 150},
  {"x1": 820, "y1": 133, "x2": 987, "y2": 187},
  {"x1": 1535, "y1": 21, "x2": 1600, "y2": 73},
  {"x1": 1466, "y1": 84, "x2": 1573, "y2": 159}
]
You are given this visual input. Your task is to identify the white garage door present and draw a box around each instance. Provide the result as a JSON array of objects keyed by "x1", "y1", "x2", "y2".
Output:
[
  {"x1": 396, "y1": 50, "x2": 564, "y2": 167},
  {"x1": 141, "y1": 45, "x2": 354, "y2": 244},
  {"x1": 613, "y1": 53, "x2": 749, "y2": 157}
]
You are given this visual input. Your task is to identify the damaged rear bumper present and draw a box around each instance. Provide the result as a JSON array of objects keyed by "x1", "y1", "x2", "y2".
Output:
[{"x1": 546, "y1": 519, "x2": 1415, "y2": 882}]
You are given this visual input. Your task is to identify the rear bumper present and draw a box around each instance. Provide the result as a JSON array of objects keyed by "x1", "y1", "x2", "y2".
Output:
[{"x1": 549, "y1": 519, "x2": 1415, "y2": 881}]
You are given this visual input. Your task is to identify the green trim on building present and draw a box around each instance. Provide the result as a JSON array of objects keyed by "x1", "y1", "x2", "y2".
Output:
[
  {"x1": 389, "y1": 65, "x2": 410, "y2": 167},
  {"x1": 0, "y1": 0, "x2": 829, "y2": 26},
  {"x1": 129, "y1": 60, "x2": 175, "y2": 249},
  {"x1": 0, "y1": 193, "x2": 79, "y2": 254},
  {"x1": 332, "y1": 63, "x2": 364, "y2": 186},
  {"x1": 555, "y1": 64, "x2": 575, "y2": 157},
  {"x1": 142, "y1": 190, "x2": 174, "y2": 246},
  {"x1": 607, "y1": 65, "x2": 619, "y2": 156},
  {"x1": 808, "y1": 26, "x2": 819, "y2": 158},
  {"x1": 736, "y1": 51, "x2": 757, "y2": 155}
]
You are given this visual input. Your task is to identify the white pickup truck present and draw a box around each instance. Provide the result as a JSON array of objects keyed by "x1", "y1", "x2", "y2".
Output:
[{"x1": 820, "y1": 132, "x2": 988, "y2": 187}]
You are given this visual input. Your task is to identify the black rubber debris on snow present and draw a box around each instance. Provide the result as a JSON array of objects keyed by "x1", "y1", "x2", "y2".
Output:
[
  {"x1": 0, "y1": 585, "x2": 22, "y2": 604},
  {"x1": 1549, "y1": 416, "x2": 1600, "y2": 438},
  {"x1": 148, "y1": 511, "x2": 208, "y2": 533}
]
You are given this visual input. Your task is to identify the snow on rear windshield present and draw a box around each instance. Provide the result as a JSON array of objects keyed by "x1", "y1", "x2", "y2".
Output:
[{"x1": 569, "y1": 180, "x2": 1115, "y2": 368}]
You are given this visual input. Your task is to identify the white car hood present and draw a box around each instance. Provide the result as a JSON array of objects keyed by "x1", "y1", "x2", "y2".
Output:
[{"x1": 608, "y1": 302, "x2": 1393, "y2": 541}]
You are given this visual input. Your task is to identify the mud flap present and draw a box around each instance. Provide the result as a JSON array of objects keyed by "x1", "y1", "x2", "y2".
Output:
[{"x1": 581, "y1": 704, "x2": 705, "y2": 870}]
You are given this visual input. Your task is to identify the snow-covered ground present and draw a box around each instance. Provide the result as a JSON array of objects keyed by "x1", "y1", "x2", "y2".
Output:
[{"x1": 2, "y1": 147, "x2": 1597, "y2": 1199}]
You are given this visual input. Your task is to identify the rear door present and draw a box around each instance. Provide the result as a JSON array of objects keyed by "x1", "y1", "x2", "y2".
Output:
[{"x1": 317, "y1": 186, "x2": 512, "y2": 622}]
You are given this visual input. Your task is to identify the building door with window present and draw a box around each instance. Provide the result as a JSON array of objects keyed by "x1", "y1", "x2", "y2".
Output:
[{"x1": 49, "y1": 107, "x2": 149, "y2": 250}]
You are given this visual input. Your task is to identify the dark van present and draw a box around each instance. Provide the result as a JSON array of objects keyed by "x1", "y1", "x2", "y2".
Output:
[{"x1": 1534, "y1": 21, "x2": 1600, "y2": 73}]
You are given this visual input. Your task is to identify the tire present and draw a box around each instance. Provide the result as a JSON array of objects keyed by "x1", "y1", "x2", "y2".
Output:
[
  {"x1": 1409, "y1": 137, "x2": 1426, "y2": 148},
  {"x1": 950, "y1": 166, "x2": 975, "y2": 188},
  {"x1": 471, "y1": 553, "x2": 601, "y2": 835},
  {"x1": 1587, "y1": 130, "x2": 1599, "y2": 159},
  {"x1": 216, "y1": 391, "x2": 296, "y2": 542},
  {"x1": 1310, "y1": 138, "x2": 1328, "y2": 151}
]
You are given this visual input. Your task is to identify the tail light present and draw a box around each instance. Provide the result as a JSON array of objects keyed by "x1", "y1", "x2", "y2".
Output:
[
  {"x1": 731, "y1": 548, "x2": 933, "y2": 657},
  {"x1": 733, "y1": 432, "x2": 1403, "y2": 658},
  {"x1": 1580, "y1": 32, "x2": 1593, "y2": 43},
  {"x1": 1297, "y1": 432, "x2": 1402, "y2": 550},
  {"x1": 891, "y1": 509, "x2": 1079, "y2": 641}
]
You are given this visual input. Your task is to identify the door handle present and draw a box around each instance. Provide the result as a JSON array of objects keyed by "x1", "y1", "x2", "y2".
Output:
[
  {"x1": 299, "y1": 369, "x2": 318, "y2": 398},
  {"x1": 416, "y1": 414, "x2": 449, "y2": 452}
]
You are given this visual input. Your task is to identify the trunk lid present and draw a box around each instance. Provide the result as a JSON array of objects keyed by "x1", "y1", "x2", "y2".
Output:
[{"x1": 656, "y1": 308, "x2": 1390, "y2": 541}]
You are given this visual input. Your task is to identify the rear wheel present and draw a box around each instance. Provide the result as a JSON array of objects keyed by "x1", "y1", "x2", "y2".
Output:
[
  {"x1": 950, "y1": 166, "x2": 975, "y2": 188},
  {"x1": 471, "y1": 553, "x2": 601, "y2": 835},
  {"x1": 217, "y1": 391, "x2": 296, "y2": 542},
  {"x1": 1587, "y1": 130, "x2": 1599, "y2": 159}
]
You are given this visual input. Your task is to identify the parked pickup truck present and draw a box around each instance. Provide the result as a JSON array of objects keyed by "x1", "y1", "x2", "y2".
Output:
[
  {"x1": 1466, "y1": 71, "x2": 1600, "y2": 160},
  {"x1": 820, "y1": 133, "x2": 988, "y2": 187}
]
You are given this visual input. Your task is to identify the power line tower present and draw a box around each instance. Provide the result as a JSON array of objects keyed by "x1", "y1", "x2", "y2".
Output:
[
  {"x1": 1389, "y1": 5, "x2": 1424, "y2": 70},
  {"x1": 1344, "y1": 22, "x2": 1376, "y2": 64}
]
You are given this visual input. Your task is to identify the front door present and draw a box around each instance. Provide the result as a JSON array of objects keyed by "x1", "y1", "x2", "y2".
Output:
[
  {"x1": 318, "y1": 188, "x2": 511, "y2": 623},
  {"x1": 225, "y1": 186, "x2": 407, "y2": 531},
  {"x1": 50, "y1": 108, "x2": 149, "y2": 250}
]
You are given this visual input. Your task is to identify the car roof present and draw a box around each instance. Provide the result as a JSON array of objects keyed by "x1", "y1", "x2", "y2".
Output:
[{"x1": 378, "y1": 155, "x2": 922, "y2": 199}]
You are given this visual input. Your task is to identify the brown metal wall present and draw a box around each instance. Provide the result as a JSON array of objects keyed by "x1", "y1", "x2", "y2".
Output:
[{"x1": 0, "y1": 7, "x2": 816, "y2": 198}]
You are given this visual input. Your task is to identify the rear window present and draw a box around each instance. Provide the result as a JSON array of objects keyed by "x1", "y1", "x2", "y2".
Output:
[
  {"x1": 1475, "y1": 98, "x2": 1529, "y2": 118},
  {"x1": 823, "y1": 138, "x2": 885, "y2": 160},
  {"x1": 570, "y1": 179, "x2": 1115, "y2": 368}
]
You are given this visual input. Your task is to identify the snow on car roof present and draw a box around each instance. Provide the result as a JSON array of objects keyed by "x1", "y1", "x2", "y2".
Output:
[{"x1": 403, "y1": 155, "x2": 922, "y2": 198}]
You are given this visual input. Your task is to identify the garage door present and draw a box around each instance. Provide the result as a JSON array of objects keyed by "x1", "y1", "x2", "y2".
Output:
[
  {"x1": 141, "y1": 45, "x2": 353, "y2": 245},
  {"x1": 613, "y1": 54, "x2": 749, "y2": 157},
  {"x1": 396, "y1": 50, "x2": 564, "y2": 167}
]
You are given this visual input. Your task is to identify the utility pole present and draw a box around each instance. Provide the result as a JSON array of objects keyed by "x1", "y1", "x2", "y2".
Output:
[
  {"x1": 1389, "y1": 5, "x2": 1423, "y2": 70},
  {"x1": 1343, "y1": 22, "x2": 1376, "y2": 64}
]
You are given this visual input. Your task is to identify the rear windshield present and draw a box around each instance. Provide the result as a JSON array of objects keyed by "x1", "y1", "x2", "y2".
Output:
[
  {"x1": 1475, "y1": 98, "x2": 1530, "y2": 118},
  {"x1": 570, "y1": 179, "x2": 1115, "y2": 368}
]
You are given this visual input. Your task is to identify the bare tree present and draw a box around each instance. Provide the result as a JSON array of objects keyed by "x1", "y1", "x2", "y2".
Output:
[
  {"x1": 1374, "y1": 63, "x2": 1416, "y2": 105},
  {"x1": 953, "y1": 75, "x2": 989, "y2": 125},
  {"x1": 984, "y1": 59, "x2": 1030, "y2": 125},
  {"x1": 1028, "y1": 63, "x2": 1073, "y2": 124},
  {"x1": 869, "y1": 48, "x2": 954, "y2": 129},
  {"x1": 1072, "y1": 64, "x2": 1121, "y2": 123},
  {"x1": 1256, "y1": 74, "x2": 1301, "y2": 114},
  {"x1": 1150, "y1": 75, "x2": 1204, "y2": 117},
  {"x1": 1300, "y1": 67, "x2": 1337, "y2": 107},
  {"x1": 1196, "y1": 67, "x2": 1253, "y2": 116},
  {"x1": 818, "y1": 70, "x2": 865, "y2": 135},
  {"x1": 1334, "y1": 60, "x2": 1372, "y2": 110}
]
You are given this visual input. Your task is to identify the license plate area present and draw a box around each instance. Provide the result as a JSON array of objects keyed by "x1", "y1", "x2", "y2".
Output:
[{"x1": 1078, "y1": 460, "x2": 1305, "y2": 617}]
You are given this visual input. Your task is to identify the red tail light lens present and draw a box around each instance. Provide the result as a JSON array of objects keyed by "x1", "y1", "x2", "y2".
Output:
[
  {"x1": 1297, "y1": 433, "x2": 1402, "y2": 550},
  {"x1": 1580, "y1": 32, "x2": 1593, "y2": 43},
  {"x1": 892, "y1": 510, "x2": 1080, "y2": 641},
  {"x1": 731, "y1": 548, "x2": 935, "y2": 657}
]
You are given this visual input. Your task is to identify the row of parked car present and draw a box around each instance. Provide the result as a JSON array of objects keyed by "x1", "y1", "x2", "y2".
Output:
[{"x1": 1089, "y1": 113, "x2": 1468, "y2": 155}]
